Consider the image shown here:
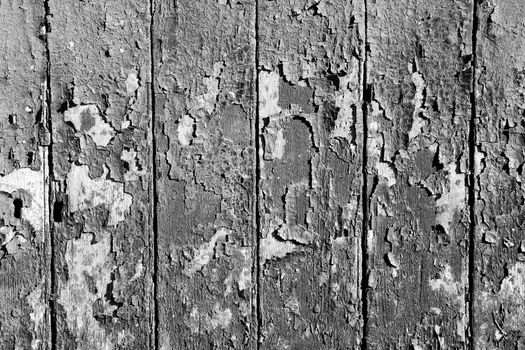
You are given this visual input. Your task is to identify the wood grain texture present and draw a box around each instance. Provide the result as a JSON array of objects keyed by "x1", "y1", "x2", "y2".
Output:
[
  {"x1": 0, "y1": 0, "x2": 50, "y2": 348},
  {"x1": 258, "y1": 0, "x2": 365, "y2": 348},
  {"x1": 473, "y1": 0, "x2": 525, "y2": 348},
  {"x1": 48, "y1": 1, "x2": 154, "y2": 348},
  {"x1": 365, "y1": 0, "x2": 474, "y2": 348},
  {"x1": 153, "y1": 0, "x2": 257, "y2": 348}
]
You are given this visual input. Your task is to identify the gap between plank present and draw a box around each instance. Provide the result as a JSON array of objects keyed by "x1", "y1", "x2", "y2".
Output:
[
  {"x1": 43, "y1": 0, "x2": 57, "y2": 348},
  {"x1": 149, "y1": 0, "x2": 159, "y2": 349},
  {"x1": 360, "y1": 0, "x2": 369, "y2": 348},
  {"x1": 468, "y1": 0, "x2": 479, "y2": 348},
  {"x1": 254, "y1": 0, "x2": 262, "y2": 348}
]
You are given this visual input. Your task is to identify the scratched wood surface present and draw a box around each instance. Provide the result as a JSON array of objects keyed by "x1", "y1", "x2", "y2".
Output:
[
  {"x1": 0, "y1": 0, "x2": 50, "y2": 349},
  {"x1": 1, "y1": 0, "x2": 524, "y2": 349},
  {"x1": 153, "y1": 0, "x2": 257, "y2": 349},
  {"x1": 48, "y1": 0, "x2": 154, "y2": 348},
  {"x1": 473, "y1": 0, "x2": 525, "y2": 348},
  {"x1": 257, "y1": 0, "x2": 364, "y2": 348},
  {"x1": 365, "y1": 1, "x2": 473, "y2": 348}
]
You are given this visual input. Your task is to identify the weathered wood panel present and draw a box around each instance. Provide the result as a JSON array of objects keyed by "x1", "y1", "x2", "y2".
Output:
[
  {"x1": 365, "y1": 1, "x2": 473, "y2": 348},
  {"x1": 473, "y1": 0, "x2": 525, "y2": 348},
  {"x1": 0, "y1": 1, "x2": 50, "y2": 348},
  {"x1": 258, "y1": 1, "x2": 365, "y2": 348},
  {"x1": 48, "y1": 1, "x2": 154, "y2": 348},
  {"x1": 153, "y1": 0, "x2": 256, "y2": 348}
]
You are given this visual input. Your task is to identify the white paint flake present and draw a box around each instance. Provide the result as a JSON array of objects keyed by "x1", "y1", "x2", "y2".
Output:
[
  {"x1": 58, "y1": 233, "x2": 115, "y2": 350},
  {"x1": 177, "y1": 115, "x2": 195, "y2": 147},
  {"x1": 67, "y1": 165, "x2": 132, "y2": 226},
  {"x1": 259, "y1": 71, "x2": 281, "y2": 118},
  {"x1": 435, "y1": 163, "x2": 465, "y2": 234},
  {"x1": 64, "y1": 105, "x2": 115, "y2": 147},
  {"x1": 260, "y1": 234, "x2": 296, "y2": 262},
  {"x1": 125, "y1": 72, "x2": 139, "y2": 96},
  {"x1": 183, "y1": 228, "x2": 230, "y2": 277},
  {"x1": 27, "y1": 281, "x2": 46, "y2": 350},
  {"x1": 0, "y1": 167, "x2": 45, "y2": 235}
]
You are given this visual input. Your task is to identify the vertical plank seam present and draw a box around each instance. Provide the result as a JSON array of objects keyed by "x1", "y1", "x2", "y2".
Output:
[
  {"x1": 468, "y1": 0, "x2": 479, "y2": 348},
  {"x1": 360, "y1": 0, "x2": 369, "y2": 348},
  {"x1": 43, "y1": 0, "x2": 57, "y2": 348},
  {"x1": 254, "y1": 0, "x2": 262, "y2": 348},
  {"x1": 149, "y1": 0, "x2": 159, "y2": 348}
]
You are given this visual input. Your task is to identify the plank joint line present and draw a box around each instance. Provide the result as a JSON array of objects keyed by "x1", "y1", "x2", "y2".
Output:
[
  {"x1": 360, "y1": 0, "x2": 370, "y2": 348},
  {"x1": 468, "y1": 0, "x2": 479, "y2": 348},
  {"x1": 149, "y1": 0, "x2": 159, "y2": 348},
  {"x1": 254, "y1": 0, "x2": 262, "y2": 347}
]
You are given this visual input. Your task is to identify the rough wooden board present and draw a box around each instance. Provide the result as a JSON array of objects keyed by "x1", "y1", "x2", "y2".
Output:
[
  {"x1": 473, "y1": 0, "x2": 525, "y2": 347},
  {"x1": 258, "y1": 0, "x2": 365, "y2": 348},
  {"x1": 153, "y1": 0, "x2": 256, "y2": 348},
  {"x1": 365, "y1": 0, "x2": 473, "y2": 348},
  {"x1": 47, "y1": 1, "x2": 154, "y2": 348},
  {"x1": 0, "y1": 0, "x2": 50, "y2": 348}
]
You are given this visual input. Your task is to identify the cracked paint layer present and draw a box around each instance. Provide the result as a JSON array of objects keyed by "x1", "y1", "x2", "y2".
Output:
[
  {"x1": 64, "y1": 105, "x2": 116, "y2": 147},
  {"x1": 66, "y1": 165, "x2": 132, "y2": 226}
]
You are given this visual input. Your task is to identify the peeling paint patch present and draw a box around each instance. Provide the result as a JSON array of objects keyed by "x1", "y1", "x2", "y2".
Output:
[
  {"x1": 177, "y1": 115, "x2": 195, "y2": 147},
  {"x1": 435, "y1": 164, "x2": 465, "y2": 234},
  {"x1": 67, "y1": 165, "x2": 132, "y2": 226},
  {"x1": 189, "y1": 62, "x2": 223, "y2": 114},
  {"x1": 0, "y1": 167, "x2": 45, "y2": 235},
  {"x1": 27, "y1": 282, "x2": 46, "y2": 350},
  {"x1": 259, "y1": 71, "x2": 281, "y2": 118},
  {"x1": 183, "y1": 228, "x2": 230, "y2": 277},
  {"x1": 64, "y1": 105, "x2": 116, "y2": 147},
  {"x1": 120, "y1": 149, "x2": 146, "y2": 182},
  {"x1": 376, "y1": 162, "x2": 396, "y2": 187},
  {"x1": 429, "y1": 265, "x2": 462, "y2": 304},
  {"x1": 125, "y1": 72, "x2": 139, "y2": 96},
  {"x1": 189, "y1": 304, "x2": 232, "y2": 333},
  {"x1": 58, "y1": 233, "x2": 114, "y2": 350},
  {"x1": 263, "y1": 119, "x2": 286, "y2": 160},
  {"x1": 408, "y1": 69, "x2": 427, "y2": 140},
  {"x1": 275, "y1": 224, "x2": 315, "y2": 245},
  {"x1": 238, "y1": 248, "x2": 252, "y2": 291},
  {"x1": 260, "y1": 234, "x2": 296, "y2": 262}
]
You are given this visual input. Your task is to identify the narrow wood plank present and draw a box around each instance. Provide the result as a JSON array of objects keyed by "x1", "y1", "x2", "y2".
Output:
[
  {"x1": 48, "y1": 1, "x2": 154, "y2": 348},
  {"x1": 258, "y1": 1, "x2": 365, "y2": 348},
  {"x1": 0, "y1": 1, "x2": 50, "y2": 348},
  {"x1": 365, "y1": 1, "x2": 473, "y2": 348},
  {"x1": 153, "y1": 1, "x2": 257, "y2": 348},
  {"x1": 473, "y1": 1, "x2": 525, "y2": 347}
]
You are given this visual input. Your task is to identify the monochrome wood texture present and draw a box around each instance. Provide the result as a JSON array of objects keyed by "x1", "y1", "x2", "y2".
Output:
[
  {"x1": 0, "y1": 0, "x2": 49, "y2": 348},
  {"x1": 365, "y1": 0, "x2": 473, "y2": 348},
  {"x1": 153, "y1": 0, "x2": 256, "y2": 348},
  {"x1": 473, "y1": 0, "x2": 525, "y2": 348},
  {"x1": 48, "y1": 1, "x2": 154, "y2": 348},
  {"x1": 258, "y1": 0, "x2": 365, "y2": 348},
  {"x1": 0, "y1": 0, "x2": 524, "y2": 348}
]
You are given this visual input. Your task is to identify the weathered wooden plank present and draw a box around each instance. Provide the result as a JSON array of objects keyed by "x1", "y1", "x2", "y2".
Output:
[
  {"x1": 473, "y1": 1, "x2": 525, "y2": 348},
  {"x1": 0, "y1": 1, "x2": 50, "y2": 348},
  {"x1": 153, "y1": 0, "x2": 256, "y2": 348},
  {"x1": 365, "y1": 1, "x2": 473, "y2": 348},
  {"x1": 258, "y1": 1, "x2": 365, "y2": 348},
  {"x1": 48, "y1": 1, "x2": 154, "y2": 348}
]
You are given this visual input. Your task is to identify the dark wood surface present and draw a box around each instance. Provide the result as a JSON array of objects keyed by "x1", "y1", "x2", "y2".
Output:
[{"x1": 1, "y1": 0, "x2": 523, "y2": 348}]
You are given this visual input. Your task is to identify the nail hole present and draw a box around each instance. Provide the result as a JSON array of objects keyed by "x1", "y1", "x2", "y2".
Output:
[
  {"x1": 53, "y1": 200, "x2": 64, "y2": 223},
  {"x1": 13, "y1": 199, "x2": 22, "y2": 219}
]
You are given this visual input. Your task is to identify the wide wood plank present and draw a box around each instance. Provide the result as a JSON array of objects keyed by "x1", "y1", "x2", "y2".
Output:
[
  {"x1": 0, "y1": 1, "x2": 50, "y2": 348},
  {"x1": 48, "y1": 1, "x2": 154, "y2": 348},
  {"x1": 365, "y1": 1, "x2": 473, "y2": 348},
  {"x1": 473, "y1": 0, "x2": 525, "y2": 347},
  {"x1": 258, "y1": 1, "x2": 365, "y2": 348},
  {"x1": 153, "y1": 0, "x2": 257, "y2": 348}
]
